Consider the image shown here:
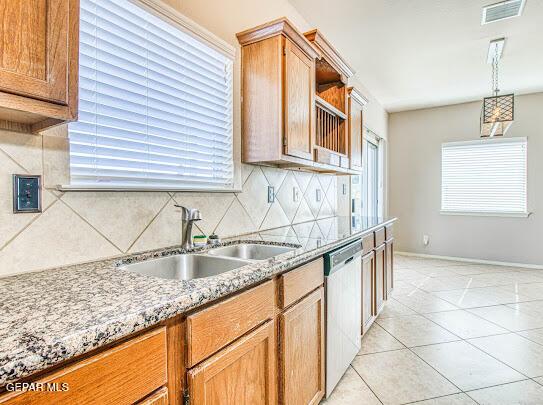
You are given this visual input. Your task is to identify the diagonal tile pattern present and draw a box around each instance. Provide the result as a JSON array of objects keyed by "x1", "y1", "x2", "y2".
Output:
[
  {"x1": 328, "y1": 254, "x2": 543, "y2": 404},
  {"x1": 0, "y1": 130, "x2": 345, "y2": 277}
]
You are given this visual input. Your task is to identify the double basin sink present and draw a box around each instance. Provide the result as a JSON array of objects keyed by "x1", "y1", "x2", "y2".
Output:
[{"x1": 120, "y1": 244, "x2": 297, "y2": 281}]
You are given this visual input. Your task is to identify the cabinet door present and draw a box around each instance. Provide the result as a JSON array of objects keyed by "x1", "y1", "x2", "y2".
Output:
[
  {"x1": 375, "y1": 245, "x2": 386, "y2": 314},
  {"x1": 279, "y1": 287, "x2": 325, "y2": 405},
  {"x1": 361, "y1": 251, "x2": 375, "y2": 334},
  {"x1": 349, "y1": 98, "x2": 363, "y2": 170},
  {"x1": 386, "y1": 239, "x2": 394, "y2": 298},
  {"x1": 0, "y1": 0, "x2": 71, "y2": 104},
  {"x1": 136, "y1": 387, "x2": 168, "y2": 405},
  {"x1": 283, "y1": 38, "x2": 315, "y2": 161},
  {"x1": 187, "y1": 321, "x2": 277, "y2": 405}
]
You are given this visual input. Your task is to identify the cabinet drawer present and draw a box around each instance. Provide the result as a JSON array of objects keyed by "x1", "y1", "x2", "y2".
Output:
[
  {"x1": 279, "y1": 258, "x2": 324, "y2": 309},
  {"x1": 385, "y1": 224, "x2": 394, "y2": 241},
  {"x1": 186, "y1": 280, "x2": 275, "y2": 367},
  {"x1": 374, "y1": 227, "x2": 386, "y2": 247},
  {"x1": 0, "y1": 328, "x2": 167, "y2": 405},
  {"x1": 361, "y1": 233, "x2": 375, "y2": 255}
]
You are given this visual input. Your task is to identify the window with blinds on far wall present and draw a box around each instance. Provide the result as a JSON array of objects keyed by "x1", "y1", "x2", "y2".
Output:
[
  {"x1": 68, "y1": 0, "x2": 234, "y2": 190},
  {"x1": 441, "y1": 137, "x2": 528, "y2": 216}
]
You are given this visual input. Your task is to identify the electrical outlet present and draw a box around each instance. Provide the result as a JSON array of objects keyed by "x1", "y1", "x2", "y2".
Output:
[
  {"x1": 423, "y1": 235, "x2": 430, "y2": 246},
  {"x1": 293, "y1": 187, "x2": 300, "y2": 202},
  {"x1": 267, "y1": 186, "x2": 275, "y2": 203},
  {"x1": 13, "y1": 174, "x2": 42, "y2": 213},
  {"x1": 316, "y1": 189, "x2": 322, "y2": 202}
]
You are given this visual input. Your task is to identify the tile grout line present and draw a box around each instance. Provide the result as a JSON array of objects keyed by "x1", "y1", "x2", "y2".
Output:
[
  {"x1": 0, "y1": 142, "x2": 35, "y2": 174},
  {"x1": 378, "y1": 257, "x2": 543, "y2": 402},
  {"x1": 415, "y1": 310, "x2": 534, "y2": 382},
  {"x1": 210, "y1": 194, "x2": 237, "y2": 235},
  {"x1": 0, "y1": 198, "x2": 60, "y2": 253},
  {"x1": 125, "y1": 195, "x2": 173, "y2": 253},
  {"x1": 405, "y1": 275, "x2": 536, "y2": 382},
  {"x1": 348, "y1": 365, "x2": 385, "y2": 405},
  {"x1": 58, "y1": 199, "x2": 124, "y2": 254}
]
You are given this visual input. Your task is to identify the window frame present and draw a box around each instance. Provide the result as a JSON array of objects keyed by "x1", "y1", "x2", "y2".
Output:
[
  {"x1": 61, "y1": 0, "x2": 238, "y2": 192},
  {"x1": 440, "y1": 137, "x2": 529, "y2": 218}
]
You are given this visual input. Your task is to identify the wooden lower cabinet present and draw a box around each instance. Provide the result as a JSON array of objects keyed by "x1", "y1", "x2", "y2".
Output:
[
  {"x1": 0, "y1": 328, "x2": 167, "y2": 405},
  {"x1": 361, "y1": 251, "x2": 375, "y2": 334},
  {"x1": 187, "y1": 320, "x2": 277, "y2": 405},
  {"x1": 279, "y1": 287, "x2": 325, "y2": 405},
  {"x1": 0, "y1": 256, "x2": 334, "y2": 405},
  {"x1": 385, "y1": 239, "x2": 394, "y2": 298},
  {"x1": 374, "y1": 244, "x2": 386, "y2": 314},
  {"x1": 137, "y1": 387, "x2": 168, "y2": 405}
]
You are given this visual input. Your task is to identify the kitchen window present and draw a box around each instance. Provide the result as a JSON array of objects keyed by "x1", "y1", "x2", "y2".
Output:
[
  {"x1": 441, "y1": 137, "x2": 528, "y2": 216},
  {"x1": 67, "y1": 0, "x2": 234, "y2": 190}
]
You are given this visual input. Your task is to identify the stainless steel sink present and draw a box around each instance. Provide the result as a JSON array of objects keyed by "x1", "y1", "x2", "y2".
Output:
[
  {"x1": 208, "y1": 244, "x2": 297, "y2": 261},
  {"x1": 120, "y1": 254, "x2": 251, "y2": 281}
]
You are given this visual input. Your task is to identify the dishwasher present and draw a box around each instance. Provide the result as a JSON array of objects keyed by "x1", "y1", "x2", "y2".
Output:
[{"x1": 323, "y1": 239, "x2": 363, "y2": 398}]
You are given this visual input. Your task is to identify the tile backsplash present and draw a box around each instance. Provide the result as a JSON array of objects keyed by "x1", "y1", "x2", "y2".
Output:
[{"x1": 0, "y1": 129, "x2": 349, "y2": 277}]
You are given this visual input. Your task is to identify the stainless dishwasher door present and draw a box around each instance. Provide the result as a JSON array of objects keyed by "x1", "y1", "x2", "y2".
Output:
[{"x1": 325, "y1": 254, "x2": 362, "y2": 397}]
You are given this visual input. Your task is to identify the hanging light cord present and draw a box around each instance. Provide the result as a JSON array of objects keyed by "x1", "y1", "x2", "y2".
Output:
[{"x1": 492, "y1": 45, "x2": 500, "y2": 96}]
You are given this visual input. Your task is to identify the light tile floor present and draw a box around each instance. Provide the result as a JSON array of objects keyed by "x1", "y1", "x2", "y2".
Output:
[{"x1": 322, "y1": 254, "x2": 543, "y2": 404}]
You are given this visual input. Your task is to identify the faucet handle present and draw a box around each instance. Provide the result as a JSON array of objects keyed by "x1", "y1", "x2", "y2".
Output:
[{"x1": 174, "y1": 204, "x2": 202, "y2": 221}]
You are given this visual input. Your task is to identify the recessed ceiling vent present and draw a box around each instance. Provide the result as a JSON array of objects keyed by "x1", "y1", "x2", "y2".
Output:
[{"x1": 482, "y1": 0, "x2": 525, "y2": 24}]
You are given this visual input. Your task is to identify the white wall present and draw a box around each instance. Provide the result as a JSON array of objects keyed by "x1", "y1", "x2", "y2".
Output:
[{"x1": 388, "y1": 92, "x2": 543, "y2": 266}]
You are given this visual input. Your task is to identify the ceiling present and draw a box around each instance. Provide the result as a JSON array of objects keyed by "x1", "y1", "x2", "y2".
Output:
[{"x1": 289, "y1": 0, "x2": 543, "y2": 112}]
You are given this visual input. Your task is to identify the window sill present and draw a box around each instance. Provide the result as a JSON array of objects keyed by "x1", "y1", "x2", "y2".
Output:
[
  {"x1": 440, "y1": 210, "x2": 531, "y2": 218},
  {"x1": 57, "y1": 185, "x2": 241, "y2": 193}
]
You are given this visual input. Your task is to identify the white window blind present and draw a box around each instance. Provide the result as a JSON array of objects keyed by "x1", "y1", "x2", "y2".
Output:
[
  {"x1": 441, "y1": 138, "x2": 527, "y2": 215},
  {"x1": 68, "y1": 0, "x2": 234, "y2": 190}
]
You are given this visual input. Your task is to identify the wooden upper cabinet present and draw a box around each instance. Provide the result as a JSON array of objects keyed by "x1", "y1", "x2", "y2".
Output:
[
  {"x1": 237, "y1": 18, "x2": 318, "y2": 167},
  {"x1": 187, "y1": 320, "x2": 277, "y2": 405},
  {"x1": 347, "y1": 87, "x2": 367, "y2": 171},
  {"x1": 0, "y1": 0, "x2": 79, "y2": 133},
  {"x1": 304, "y1": 29, "x2": 354, "y2": 171},
  {"x1": 284, "y1": 38, "x2": 315, "y2": 161}
]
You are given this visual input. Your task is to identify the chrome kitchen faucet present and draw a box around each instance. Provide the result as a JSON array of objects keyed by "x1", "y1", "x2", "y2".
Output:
[{"x1": 175, "y1": 204, "x2": 202, "y2": 250}]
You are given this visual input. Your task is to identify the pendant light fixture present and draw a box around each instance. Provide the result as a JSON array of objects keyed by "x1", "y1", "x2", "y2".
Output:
[{"x1": 480, "y1": 38, "x2": 514, "y2": 137}]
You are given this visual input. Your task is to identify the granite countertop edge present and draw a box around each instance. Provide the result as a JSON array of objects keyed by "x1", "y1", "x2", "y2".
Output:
[{"x1": 0, "y1": 217, "x2": 396, "y2": 387}]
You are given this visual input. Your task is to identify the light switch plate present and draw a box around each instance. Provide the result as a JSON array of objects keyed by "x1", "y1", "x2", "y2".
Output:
[
  {"x1": 293, "y1": 187, "x2": 300, "y2": 202},
  {"x1": 267, "y1": 186, "x2": 275, "y2": 203},
  {"x1": 13, "y1": 174, "x2": 42, "y2": 213},
  {"x1": 316, "y1": 189, "x2": 322, "y2": 202}
]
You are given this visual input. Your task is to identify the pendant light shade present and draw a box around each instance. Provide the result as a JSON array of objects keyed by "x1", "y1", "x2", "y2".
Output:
[
  {"x1": 481, "y1": 38, "x2": 514, "y2": 137},
  {"x1": 480, "y1": 93, "x2": 514, "y2": 137}
]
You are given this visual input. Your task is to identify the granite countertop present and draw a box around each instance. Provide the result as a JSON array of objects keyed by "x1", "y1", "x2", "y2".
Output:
[{"x1": 0, "y1": 216, "x2": 395, "y2": 387}]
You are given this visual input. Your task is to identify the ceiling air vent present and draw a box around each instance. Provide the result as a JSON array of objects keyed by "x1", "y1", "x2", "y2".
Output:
[{"x1": 482, "y1": 0, "x2": 526, "y2": 24}]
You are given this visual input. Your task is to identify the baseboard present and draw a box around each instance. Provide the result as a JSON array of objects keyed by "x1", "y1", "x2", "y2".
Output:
[{"x1": 395, "y1": 251, "x2": 543, "y2": 270}]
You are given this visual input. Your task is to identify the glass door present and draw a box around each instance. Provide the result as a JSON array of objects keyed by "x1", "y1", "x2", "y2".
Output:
[{"x1": 362, "y1": 139, "x2": 379, "y2": 218}]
